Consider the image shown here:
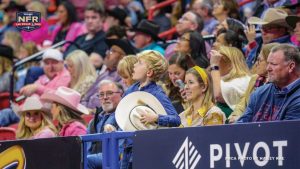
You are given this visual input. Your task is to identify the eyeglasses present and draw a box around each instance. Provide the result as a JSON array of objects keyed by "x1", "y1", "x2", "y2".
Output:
[
  {"x1": 25, "y1": 111, "x2": 41, "y2": 118},
  {"x1": 98, "y1": 91, "x2": 121, "y2": 99},
  {"x1": 261, "y1": 25, "x2": 282, "y2": 34}
]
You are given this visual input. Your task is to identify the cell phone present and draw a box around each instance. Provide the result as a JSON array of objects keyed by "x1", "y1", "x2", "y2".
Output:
[{"x1": 175, "y1": 79, "x2": 185, "y2": 90}]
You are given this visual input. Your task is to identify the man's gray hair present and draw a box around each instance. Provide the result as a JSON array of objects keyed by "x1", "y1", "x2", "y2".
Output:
[
  {"x1": 98, "y1": 80, "x2": 124, "y2": 93},
  {"x1": 271, "y1": 44, "x2": 300, "y2": 69}
]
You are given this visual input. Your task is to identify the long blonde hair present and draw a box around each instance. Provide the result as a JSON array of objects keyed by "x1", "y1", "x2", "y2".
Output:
[
  {"x1": 66, "y1": 50, "x2": 97, "y2": 90},
  {"x1": 184, "y1": 67, "x2": 214, "y2": 117},
  {"x1": 55, "y1": 103, "x2": 85, "y2": 130},
  {"x1": 137, "y1": 50, "x2": 168, "y2": 81},
  {"x1": 219, "y1": 46, "x2": 250, "y2": 81},
  {"x1": 0, "y1": 57, "x2": 12, "y2": 76},
  {"x1": 16, "y1": 111, "x2": 57, "y2": 139}
]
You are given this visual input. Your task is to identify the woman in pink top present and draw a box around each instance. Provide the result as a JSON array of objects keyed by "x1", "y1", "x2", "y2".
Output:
[
  {"x1": 16, "y1": 96, "x2": 57, "y2": 139},
  {"x1": 50, "y1": 1, "x2": 86, "y2": 51},
  {"x1": 41, "y1": 86, "x2": 88, "y2": 136}
]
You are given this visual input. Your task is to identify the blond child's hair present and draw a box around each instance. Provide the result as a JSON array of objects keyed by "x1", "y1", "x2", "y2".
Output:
[
  {"x1": 219, "y1": 46, "x2": 250, "y2": 82},
  {"x1": 137, "y1": 50, "x2": 168, "y2": 81},
  {"x1": 117, "y1": 55, "x2": 138, "y2": 79}
]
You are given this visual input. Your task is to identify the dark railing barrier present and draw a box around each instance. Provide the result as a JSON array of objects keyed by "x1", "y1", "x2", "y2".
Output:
[{"x1": 0, "y1": 121, "x2": 299, "y2": 168}]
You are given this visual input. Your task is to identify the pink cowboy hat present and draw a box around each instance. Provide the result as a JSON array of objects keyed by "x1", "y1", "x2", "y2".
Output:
[{"x1": 41, "y1": 87, "x2": 89, "y2": 115}]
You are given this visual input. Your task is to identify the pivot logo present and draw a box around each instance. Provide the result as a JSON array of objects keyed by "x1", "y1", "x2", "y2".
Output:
[
  {"x1": 173, "y1": 137, "x2": 201, "y2": 169},
  {"x1": 14, "y1": 11, "x2": 41, "y2": 32}
]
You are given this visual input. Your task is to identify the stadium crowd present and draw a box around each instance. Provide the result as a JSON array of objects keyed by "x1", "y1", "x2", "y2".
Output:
[{"x1": 1, "y1": 0, "x2": 300, "y2": 168}]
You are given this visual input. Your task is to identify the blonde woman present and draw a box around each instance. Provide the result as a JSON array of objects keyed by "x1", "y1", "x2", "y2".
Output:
[
  {"x1": 41, "y1": 86, "x2": 88, "y2": 136},
  {"x1": 228, "y1": 43, "x2": 280, "y2": 123},
  {"x1": 117, "y1": 55, "x2": 138, "y2": 87},
  {"x1": 210, "y1": 46, "x2": 251, "y2": 117},
  {"x1": 180, "y1": 66, "x2": 225, "y2": 127},
  {"x1": 65, "y1": 50, "x2": 97, "y2": 98},
  {"x1": 16, "y1": 96, "x2": 57, "y2": 139},
  {"x1": 2, "y1": 31, "x2": 22, "y2": 57}
]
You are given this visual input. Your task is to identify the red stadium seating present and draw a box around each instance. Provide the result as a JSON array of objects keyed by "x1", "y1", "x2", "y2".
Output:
[
  {"x1": 0, "y1": 127, "x2": 16, "y2": 141},
  {"x1": 0, "y1": 92, "x2": 20, "y2": 110}
]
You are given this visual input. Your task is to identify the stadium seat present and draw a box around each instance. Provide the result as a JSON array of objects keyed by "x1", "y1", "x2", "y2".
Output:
[
  {"x1": 0, "y1": 92, "x2": 20, "y2": 110},
  {"x1": 82, "y1": 114, "x2": 94, "y2": 124},
  {"x1": 0, "y1": 127, "x2": 16, "y2": 141}
]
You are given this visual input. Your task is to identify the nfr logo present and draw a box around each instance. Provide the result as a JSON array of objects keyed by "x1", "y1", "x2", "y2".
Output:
[{"x1": 14, "y1": 11, "x2": 41, "y2": 32}]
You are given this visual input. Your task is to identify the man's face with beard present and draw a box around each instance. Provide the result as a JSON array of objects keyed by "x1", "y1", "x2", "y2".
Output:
[{"x1": 99, "y1": 82, "x2": 122, "y2": 113}]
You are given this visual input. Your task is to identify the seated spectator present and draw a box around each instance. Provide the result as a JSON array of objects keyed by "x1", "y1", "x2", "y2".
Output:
[
  {"x1": 238, "y1": 44, "x2": 300, "y2": 122},
  {"x1": 245, "y1": 8, "x2": 291, "y2": 68},
  {"x1": 20, "y1": 48, "x2": 71, "y2": 97},
  {"x1": 81, "y1": 38, "x2": 136, "y2": 109},
  {"x1": 123, "y1": 50, "x2": 181, "y2": 127},
  {"x1": 228, "y1": 43, "x2": 280, "y2": 123},
  {"x1": 212, "y1": 0, "x2": 241, "y2": 23},
  {"x1": 164, "y1": 53, "x2": 193, "y2": 113},
  {"x1": 64, "y1": 2, "x2": 108, "y2": 68},
  {"x1": 0, "y1": 44, "x2": 14, "y2": 93},
  {"x1": 174, "y1": 30, "x2": 209, "y2": 68},
  {"x1": 86, "y1": 80, "x2": 124, "y2": 169},
  {"x1": 16, "y1": 96, "x2": 57, "y2": 139},
  {"x1": 0, "y1": 1, "x2": 25, "y2": 42},
  {"x1": 192, "y1": 0, "x2": 218, "y2": 35},
  {"x1": 21, "y1": 1, "x2": 49, "y2": 46},
  {"x1": 132, "y1": 19, "x2": 165, "y2": 55},
  {"x1": 214, "y1": 18, "x2": 247, "y2": 44},
  {"x1": 65, "y1": 50, "x2": 97, "y2": 99},
  {"x1": 117, "y1": 55, "x2": 138, "y2": 87},
  {"x1": 119, "y1": 0, "x2": 145, "y2": 27},
  {"x1": 120, "y1": 50, "x2": 181, "y2": 168},
  {"x1": 286, "y1": 15, "x2": 300, "y2": 46},
  {"x1": 41, "y1": 86, "x2": 88, "y2": 136},
  {"x1": 49, "y1": 1, "x2": 85, "y2": 51},
  {"x1": 210, "y1": 46, "x2": 251, "y2": 117},
  {"x1": 253, "y1": 0, "x2": 286, "y2": 18},
  {"x1": 2, "y1": 31, "x2": 22, "y2": 57},
  {"x1": 105, "y1": 25, "x2": 127, "y2": 40},
  {"x1": 213, "y1": 29, "x2": 244, "y2": 50},
  {"x1": 16, "y1": 42, "x2": 40, "y2": 91},
  {"x1": 180, "y1": 66, "x2": 225, "y2": 127}
]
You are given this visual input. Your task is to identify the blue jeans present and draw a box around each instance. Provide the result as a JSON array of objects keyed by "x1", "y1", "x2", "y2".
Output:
[
  {"x1": 0, "y1": 108, "x2": 19, "y2": 127},
  {"x1": 87, "y1": 153, "x2": 102, "y2": 169}
]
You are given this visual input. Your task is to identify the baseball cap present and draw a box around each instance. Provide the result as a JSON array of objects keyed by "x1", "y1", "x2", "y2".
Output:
[{"x1": 42, "y1": 48, "x2": 63, "y2": 61}]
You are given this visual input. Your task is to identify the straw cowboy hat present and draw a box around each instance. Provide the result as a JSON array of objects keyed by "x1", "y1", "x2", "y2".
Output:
[
  {"x1": 131, "y1": 19, "x2": 163, "y2": 41},
  {"x1": 18, "y1": 95, "x2": 51, "y2": 116},
  {"x1": 247, "y1": 8, "x2": 290, "y2": 28},
  {"x1": 286, "y1": 15, "x2": 300, "y2": 29},
  {"x1": 115, "y1": 91, "x2": 167, "y2": 131},
  {"x1": 41, "y1": 87, "x2": 89, "y2": 115}
]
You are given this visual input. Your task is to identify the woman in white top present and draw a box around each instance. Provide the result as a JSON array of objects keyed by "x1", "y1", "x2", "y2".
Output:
[
  {"x1": 210, "y1": 46, "x2": 251, "y2": 117},
  {"x1": 180, "y1": 66, "x2": 226, "y2": 127}
]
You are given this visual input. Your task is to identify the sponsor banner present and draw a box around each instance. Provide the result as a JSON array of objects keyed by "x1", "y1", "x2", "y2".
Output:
[
  {"x1": 0, "y1": 136, "x2": 82, "y2": 169},
  {"x1": 133, "y1": 121, "x2": 300, "y2": 169}
]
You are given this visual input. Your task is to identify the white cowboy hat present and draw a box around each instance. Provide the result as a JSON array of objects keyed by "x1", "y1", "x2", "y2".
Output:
[
  {"x1": 115, "y1": 91, "x2": 167, "y2": 131},
  {"x1": 247, "y1": 8, "x2": 290, "y2": 28},
  {"x1": 41, "y1": 86, "x2": 89, "y2": 115},
  {"x1": 18, "y1": 95, "x2": 51, "y2": 116}
]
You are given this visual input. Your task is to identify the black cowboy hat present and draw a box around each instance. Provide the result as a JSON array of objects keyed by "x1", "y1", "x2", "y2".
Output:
[
  {"x1": 106, "y1": 7, "x2": 128, "y2": 26},
  {"x1": 0, "y1": 44, "x2": 14, "y2": 60},
  {"x1": 131, "y1": 19, "x2": 162, "y2": 41},
  {"x1": 4, "y1": 1, "x2": 26, "y2": 12},
  {"x1": 105, "y1": 38, "x2": 137, "y2": 55},
  {"x1": 286, "y1": 15, "x2": 300, "y2": 28}
]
